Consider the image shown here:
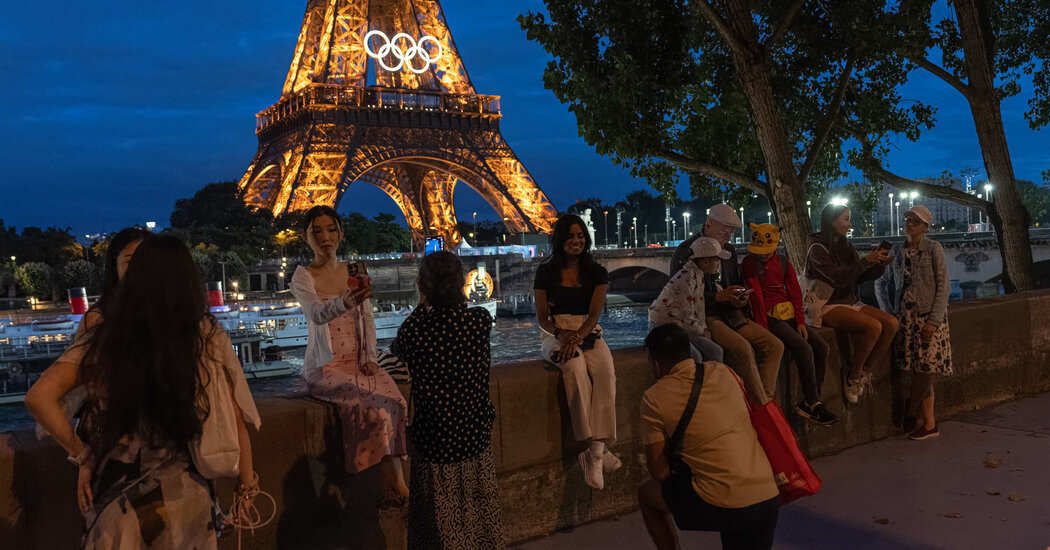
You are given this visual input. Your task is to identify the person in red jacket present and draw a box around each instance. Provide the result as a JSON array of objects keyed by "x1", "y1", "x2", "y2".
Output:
[{"x1": 741, "y1": 224, "x2": 838, "y2": 426}]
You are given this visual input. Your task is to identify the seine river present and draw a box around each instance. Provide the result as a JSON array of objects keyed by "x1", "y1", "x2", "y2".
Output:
[{"x1": 0, "y1": 305, "x2": 650, "y2": 432}]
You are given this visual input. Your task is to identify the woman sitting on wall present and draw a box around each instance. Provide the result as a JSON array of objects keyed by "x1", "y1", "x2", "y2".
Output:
[
  {"x1": 804, "y1": 203, "x2": 897, "y2": 404},
  {"x1": 289, "y1": 205, "x2": 409, "y2": 499},
  {"x1": 391, "y1": 250, "x2": 504, "y2": 549},
  {"x1": 534, "y1": 213, "x2": 618, "y2": 490}
]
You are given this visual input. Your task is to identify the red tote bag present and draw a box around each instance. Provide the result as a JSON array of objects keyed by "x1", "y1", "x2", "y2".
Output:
[{"x1": 737, "y1": 379, "x2": 822, "y2": 505}]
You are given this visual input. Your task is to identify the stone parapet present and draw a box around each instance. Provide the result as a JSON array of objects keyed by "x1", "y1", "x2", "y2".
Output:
[{"x1": 3, "y1": 291, "x2": 1049, "y2": 549}]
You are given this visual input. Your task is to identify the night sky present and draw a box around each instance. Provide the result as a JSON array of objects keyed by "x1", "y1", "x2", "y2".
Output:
[{"x1": 1, "y1": 1, "x2": 1045, "y2": 238}]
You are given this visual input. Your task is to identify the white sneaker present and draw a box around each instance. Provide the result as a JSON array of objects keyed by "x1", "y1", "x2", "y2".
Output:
[
  {"x1": 843, "y1": 375, "x2": 862, "y2": 404},
  {"x1": 579, "y1": 449, "x2": 604, "y2": 490},
  {"x1": 602, "y1": 449, "x2": 622, "y2": 473}
]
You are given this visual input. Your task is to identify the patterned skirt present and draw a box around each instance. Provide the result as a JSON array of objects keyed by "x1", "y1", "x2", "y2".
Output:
[
  {"x1": 408, "y1": 446, "x2": 505, "y2": 550},
  {"x1": 894, "y1": 301, "x2": 953, "y2": 375}
]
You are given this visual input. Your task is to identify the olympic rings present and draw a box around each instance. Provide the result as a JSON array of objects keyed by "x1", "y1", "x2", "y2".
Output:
[{"x1": 364, "y1": 30, "x2": 443, "y2": 74}]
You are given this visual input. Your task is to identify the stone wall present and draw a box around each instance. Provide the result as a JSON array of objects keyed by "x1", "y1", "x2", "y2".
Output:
[{"x1": 3, "y1": 291, "x2": 1049, "y2": 549}]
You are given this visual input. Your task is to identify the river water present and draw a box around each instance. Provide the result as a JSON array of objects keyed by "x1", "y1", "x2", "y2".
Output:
[{"x1": 0, "y1": 305, "x2": 650, "y2": 432}]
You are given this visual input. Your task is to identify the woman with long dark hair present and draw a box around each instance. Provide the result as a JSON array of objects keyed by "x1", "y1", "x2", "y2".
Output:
[
  {"x1": 391, "y1": 250, "x2": 504, "y2": 549},
  {"x1": 804, "y1": 204, "x2": 897, "y2": 405},
  {"x1": 75, "y1": 227, "x2": 152, "y2": 333},
  {"x1": 27, "y1": 235, "x2": 260, "y2": 549},
  {"x1": 534, "y1": 213, "x2": 617, "y2": 490},
  {"x1": 289, "y1": 205, "x2": 409, "y2": 498}
]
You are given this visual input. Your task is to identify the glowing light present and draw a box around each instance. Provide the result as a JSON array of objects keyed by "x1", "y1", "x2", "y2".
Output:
[
  {"x1": 830, "y1": 197, "x2": 849, "y2": 206},
  {"x1": 365, "y1": 30, "x2": 443, "y2": 74},
  {"x1": 463, "y1": 269, "x2": 494, "y2": 300}
]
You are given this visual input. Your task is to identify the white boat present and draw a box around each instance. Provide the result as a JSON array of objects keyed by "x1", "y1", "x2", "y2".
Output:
[
  {"x1": 374, "y1": 304, "x2": 413, "y2": 340},
  {"x1": 472, "y1": 299, "x2": 498, "y2": 319}
]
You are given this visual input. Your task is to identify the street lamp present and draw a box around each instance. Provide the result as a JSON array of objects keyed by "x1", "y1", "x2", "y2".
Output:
[
  {"x1": 472, "y1": 212, "x2": 478, "y2": 245},
  {"x1": 888, "y1": 193, "x2": 894, "y2": 236},
  {"x1": 738, "y1": 207, "x2": 745, "y2": 243},
  {"x1": 672, "y1": 219, "x2": 677, "y2": 241},
  {"x1": 632, "y1": 217, "x2": 638, "y2": 248},
  {"x1": 603, "y1": 210, "x2": 609, "y2": 248},
  {"x1": 807, "y1": 200, "x2": 812, "y2": 229},
  {"x1": 985, "y1": 184, "x2": 993, "y2": 203},
  {"x1": 909, "y1": 190, "x2": 918, "y2": 207},
  {"x1": 894, "y1": 202, "x2": 901, "y2": 236},
  {"x1": 644, "y1": 224, "x2": 648, "y2": 246},
  {"x1": 682, "y1": 212, "x2": 691, "y2": 239},
  {"x1": 767, "y1": 211, "x2": 772, "y2": 224},
  {"x1": 976, "y1": 194, "x2": 984, "y2": 224}
]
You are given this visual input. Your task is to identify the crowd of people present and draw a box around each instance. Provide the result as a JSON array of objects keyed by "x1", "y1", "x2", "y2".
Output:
[{"x1": 24, "y1": 199, "x2": 953, "y2": 550}]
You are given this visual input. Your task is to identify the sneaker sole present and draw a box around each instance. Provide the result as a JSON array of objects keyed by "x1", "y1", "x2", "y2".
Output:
[{"x1": 909, "y1": 430, "x2": 940, "y2": 441}]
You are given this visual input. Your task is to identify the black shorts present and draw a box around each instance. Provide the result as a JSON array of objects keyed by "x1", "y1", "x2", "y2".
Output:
[{"x1": 662, "y1": 473, "x2": 780, "y2": 549}]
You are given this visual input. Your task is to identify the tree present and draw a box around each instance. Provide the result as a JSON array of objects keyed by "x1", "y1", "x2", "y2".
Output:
[
  {"x1": 170, "y1": 181, "x2": 275, "y2": 252},
  {"x1": 855, "y1": 0, "x2": 1050, "y2": 292},
  {"x1": 14, "y1": 262, "x2": 53, "y2": 300},
  {"x1": 56, "y1": 260, "x2": 101, "y2": 295},
  {"x1": 1016, "y1": 179, "x2": 1050, "y2": 225},
  {"x1": 521, "y1": 1, "x2": 933, "y2": 266}
]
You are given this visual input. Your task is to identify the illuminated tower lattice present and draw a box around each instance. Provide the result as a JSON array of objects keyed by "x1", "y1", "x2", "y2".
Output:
[{"x1": 238, "y1": 0, "x2": 559, "y2": 248}]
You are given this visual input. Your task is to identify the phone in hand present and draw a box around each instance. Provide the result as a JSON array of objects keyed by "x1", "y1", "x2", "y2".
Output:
[
  {"x1": 878, "y1": 240, "x2": 893, "y2": 251},
  {"x1": 735, "y1": 288, "x2": 754, "y2": 297}
]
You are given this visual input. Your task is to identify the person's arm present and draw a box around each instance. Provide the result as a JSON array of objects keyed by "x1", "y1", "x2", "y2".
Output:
[
  {"x1": 927, "y1": 241, "x2": 950, "y2": 327},
  {"x1": 25, "y1": 360, "x2": 84, "y2": 458},
  {"x1": 807, "y1": 243, "x2": 874, "y2": 290},
  {"x1": 289, "y1": 267, "x2": 348, "y2": 325},
  {"x1": 389, "y1": 308, "x2": 421, "y2": 360},
  {"x1": 645, "y1": 440, "x2": 669, "y2": 482},
  {"x1": 740, "y1": 257, "x2": 767, "y2": 328},
  {"x1": 576, "y1": 283, "x2": 606, "y2": 339}
]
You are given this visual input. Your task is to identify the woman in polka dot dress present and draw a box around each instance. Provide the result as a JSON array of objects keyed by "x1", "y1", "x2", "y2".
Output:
[
  {"x1": 391, "y1": 251, "x2": 504, "y2": 550},
  {"x1": 289, "y1": 206, "x2": 409, "y2": 498}
]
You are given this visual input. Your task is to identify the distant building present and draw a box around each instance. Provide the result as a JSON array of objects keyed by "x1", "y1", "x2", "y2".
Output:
[{"x1": 874, "y1": 177, "x2": 983, "y2": 235}]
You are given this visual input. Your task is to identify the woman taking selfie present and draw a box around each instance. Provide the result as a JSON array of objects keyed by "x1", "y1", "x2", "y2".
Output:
[
  {"x1": 534, "y1": 214, "x2": 617, "y2": 490},
  {"x1": 26, "y1": 235, "x2": 260, "y2": 549},
  {"x1": 391, "y1": 250, "x2": 504, "y2": 549},
  {"x1": 875, "y1": 206, "x2": 952, "y2": 440},
  {"x1": 289, "y1": 205, "x2": 409, "y2": 498},
  {"x1": 805, "y1": 204, "x2": 897, "y2": 405}
]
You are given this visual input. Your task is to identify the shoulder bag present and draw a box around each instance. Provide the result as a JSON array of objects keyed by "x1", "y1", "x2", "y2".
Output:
[
  {"x1": 190, "y1": 359, "x2": 241, "y2": 479},
  {"x1": 801, "y1": 243, "x2": 834, "y2": 328}
]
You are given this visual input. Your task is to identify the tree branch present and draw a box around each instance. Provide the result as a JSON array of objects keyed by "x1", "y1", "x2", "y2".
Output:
[
  {"x1": 903, "y1": 53, "x2": 972, "y2": 99},
  {"x1": 652, "y1": 150, "x2": 768, "y2": 195},
  {"x1": 764, "y1": 0, "x2": 807, "y2": 49},
  {"x1": 694, "y1": 1, "x2": 748, "y2": 54},
  {"x1": 844, "y1": 129, "x2": 989, "y2": 210},
  {"x1": 798, "y1": 55, "x2": 856, "y2": 184}
]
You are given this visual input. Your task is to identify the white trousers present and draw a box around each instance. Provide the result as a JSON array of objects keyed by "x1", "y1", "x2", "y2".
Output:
[{"x1": 541, "y1": 314, "x2": 617, "y2": 443}]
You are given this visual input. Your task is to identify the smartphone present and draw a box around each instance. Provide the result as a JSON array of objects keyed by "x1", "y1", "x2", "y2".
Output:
[
  {"x1": 735, "y1": 288, "x2": 754, "y2": 297},
  {"x1": 878, "y1": 240, "x2": 893, "y2": 251}
]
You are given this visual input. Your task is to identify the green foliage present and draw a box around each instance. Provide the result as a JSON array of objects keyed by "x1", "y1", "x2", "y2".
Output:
[
  {"x1": 169, "y1": 182, "x2": 275, "y2": 252},
  {"x1": 14, "y1": 262, "x2": 53, "y2": 300},
  {"x1": 1016, "y1": 179, "x2": 1050, "y2": 225},
  {"x1": 518, "y1": 0, "x2": 935, "y2": 201},
  {"x1": 339, "y1": 213, "x2": 411, "y2": 255},
  {"x1": 56, "y1": 260, "x2": 101, "y2": 295}
]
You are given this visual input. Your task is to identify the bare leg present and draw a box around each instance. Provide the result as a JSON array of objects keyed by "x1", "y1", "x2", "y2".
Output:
[
  {"x1": 638, "y1": 480, "x2": 680, "y2": 550},
  {"x1": 859, "y1": 306, "x2": 899, "y2": 372},
  {"x1": 821, "y1": 307, "x2": 881, "y2": 381},
  {"x1": 910, "y1": 373, "x2": 935, "y2": 429},
  {"x1": 380, "y1": 455, "x2": 409, "y2": 497}
]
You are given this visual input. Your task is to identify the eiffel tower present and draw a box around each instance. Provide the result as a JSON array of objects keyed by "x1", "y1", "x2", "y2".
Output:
[{"x1": 238, "y1": 0, "x2": 559, "y2": 248}]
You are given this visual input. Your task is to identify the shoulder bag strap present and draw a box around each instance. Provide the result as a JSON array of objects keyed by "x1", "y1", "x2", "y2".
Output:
[{"x1": 668, "y1": 362, "x2": 705, "y2": 458}]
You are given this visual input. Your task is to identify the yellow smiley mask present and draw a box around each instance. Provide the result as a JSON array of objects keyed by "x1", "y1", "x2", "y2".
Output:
[{"x1": 747, "y1": 223, "x2": 781, "y2": 255}]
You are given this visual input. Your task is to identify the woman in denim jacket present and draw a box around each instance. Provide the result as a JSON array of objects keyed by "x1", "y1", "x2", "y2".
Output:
[{"x1": 875, "y1": 205, "x2": 953, "y2": 440}]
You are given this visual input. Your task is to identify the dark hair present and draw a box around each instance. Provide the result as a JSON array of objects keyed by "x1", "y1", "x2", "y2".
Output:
[
  {"x1": 301, "y1": 205, "x2": 343, "y2": 235},
  {"x1": 817, "y1": 203, "x2": 857, "y2": 260},
  {"x1": 79, "y1": 235, "x2": 213, "y2": 459},
  {"x1": 545, "y1": 214, "x2": 598, "y2": 285},
  {"x1": 645, "y1": 324, "x2": 693, "y2": 366},
  {"x1": 95, "y1": 227, "x2": 152, "y2": 315},
  {"x1": 419, "y1": 250, "x2": 466, "y2": 309}
]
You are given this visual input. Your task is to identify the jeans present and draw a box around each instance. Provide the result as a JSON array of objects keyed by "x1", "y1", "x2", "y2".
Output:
[
  {"x1": 766, "y1": 317, "x2": 829, "y2": 404},
  {"x1": 707, "y1": 319, "x2": 784, "y2": 404}
]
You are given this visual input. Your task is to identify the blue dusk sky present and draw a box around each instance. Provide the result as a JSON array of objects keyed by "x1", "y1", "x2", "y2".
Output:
[{"x1": 0, "y1": 1, "x2": 1045, "y2": 237}]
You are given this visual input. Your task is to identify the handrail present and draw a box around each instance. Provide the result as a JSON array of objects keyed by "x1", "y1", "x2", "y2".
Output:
[{"x1": 256, "y1": 84, "x2": 501, "y2": 130}]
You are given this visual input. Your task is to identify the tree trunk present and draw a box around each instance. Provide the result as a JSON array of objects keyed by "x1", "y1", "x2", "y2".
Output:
[
  {"x1": 723, "y1": 0, "x2": 811, "y2": 269},
  {"x1": 955, "y1": 0, "x2": 1035, "y2": 292}
]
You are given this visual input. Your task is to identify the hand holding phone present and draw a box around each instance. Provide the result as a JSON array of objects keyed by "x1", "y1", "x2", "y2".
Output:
[{"x1": 878, "y1": 240, "x2": 893, "y2": 251}]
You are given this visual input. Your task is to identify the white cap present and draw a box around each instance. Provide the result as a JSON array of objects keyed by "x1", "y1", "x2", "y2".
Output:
[
  {"x1": 691, "y1": 236, "x2": 732, "y2": 260},
  {"x1": 707, "y1": 204, "x2": 743, "y2": 228},
  {"x1": 904, "y1": 205, "x2": 933, "y2": 225}
]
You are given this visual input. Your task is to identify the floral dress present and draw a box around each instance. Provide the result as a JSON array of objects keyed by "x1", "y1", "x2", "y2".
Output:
[
  {"x1": 894, "y1": 248, "x2": 953, "y2": 375},
  {"x1": 304, "y1": 294, "x2": 408, "y2": 473}
]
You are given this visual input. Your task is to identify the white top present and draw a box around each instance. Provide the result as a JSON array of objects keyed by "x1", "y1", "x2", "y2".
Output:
[{"x1": 289, "y1": 264, "x2": 378, "y2": 375}]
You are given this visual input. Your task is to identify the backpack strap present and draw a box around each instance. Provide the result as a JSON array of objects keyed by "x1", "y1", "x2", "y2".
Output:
[
  {"x1": 668, "y1": 362, "x2": 705, "y2": 460},
  {"x1": 756, "y1": 252, "x2": 790, "y2": 292}
]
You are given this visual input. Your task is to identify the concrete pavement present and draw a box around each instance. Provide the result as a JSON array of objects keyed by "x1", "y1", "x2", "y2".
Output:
[{"x1": 513, "y1": 392, "x2": 1050, "y2": 550}]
